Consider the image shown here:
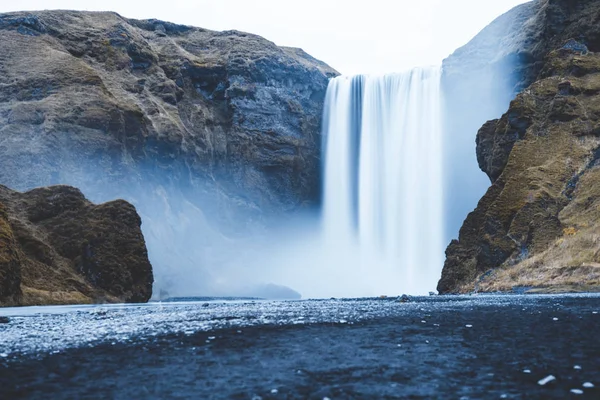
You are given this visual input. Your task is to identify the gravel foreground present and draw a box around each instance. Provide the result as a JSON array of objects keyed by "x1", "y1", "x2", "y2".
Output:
[{"x1": 0, "y1": 294, "x2": 599, "y2": 399}]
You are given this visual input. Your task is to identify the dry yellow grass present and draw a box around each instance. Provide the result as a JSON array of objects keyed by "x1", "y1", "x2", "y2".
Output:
[
  {"x1": 20, "y1": 286, "x2": 94, "y2": 306},
  {"x1": 475, "y1": 225, "x2": 600, "y2": 292}
]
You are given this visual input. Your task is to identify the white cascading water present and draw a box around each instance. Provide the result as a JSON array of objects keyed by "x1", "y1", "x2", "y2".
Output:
[{"x1": 322, "y1": 67, "x2": 444, "y2": 296}]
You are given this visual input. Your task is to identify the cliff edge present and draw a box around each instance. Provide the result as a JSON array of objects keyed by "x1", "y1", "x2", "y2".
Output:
[{"x1": 439, "y1": 0, "x2": 600, "y2": 293}]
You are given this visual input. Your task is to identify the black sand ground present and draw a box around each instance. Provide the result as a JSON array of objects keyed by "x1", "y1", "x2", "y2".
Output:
[{"x1": 1, "y1": 296, "x2": 599, "y2": 399}]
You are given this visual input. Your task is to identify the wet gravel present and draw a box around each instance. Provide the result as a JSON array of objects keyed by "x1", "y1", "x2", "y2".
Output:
[{"x1": 1, "y1": 294, "x2": 599, "y2": 399}]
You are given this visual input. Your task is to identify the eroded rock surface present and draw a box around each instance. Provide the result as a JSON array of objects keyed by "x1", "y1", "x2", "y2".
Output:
[{"x1": 0, "y1": 185, "x2": 152, "y2": 306}]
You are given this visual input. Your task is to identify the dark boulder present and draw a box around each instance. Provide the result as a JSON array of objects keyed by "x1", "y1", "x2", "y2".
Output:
[{"x1": 0, "y1": 185, "x2": 153, "y2": 306}]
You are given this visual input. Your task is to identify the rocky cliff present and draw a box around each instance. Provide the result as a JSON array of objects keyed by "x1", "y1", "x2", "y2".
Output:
[
  {"x1": 0, "y1": 10, "x2": 337, "y2": 295},
  {"x1": 439, "y1": 0, "x2": 600, "y2": 293},
  {"x1": 0, "y1": 185, "x2": 153, "y2": 306}
]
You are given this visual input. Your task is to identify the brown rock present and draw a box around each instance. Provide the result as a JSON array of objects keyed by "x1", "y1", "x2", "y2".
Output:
[
  {"x1": 0, "y1": 185, "x2": 153, "y2": 306},
  {"x1": 0, "y1": 202, "x2": 22, "y2": 304},
  {"x1": 439, "y1": 46, "x2": 600, "y2": 293}
]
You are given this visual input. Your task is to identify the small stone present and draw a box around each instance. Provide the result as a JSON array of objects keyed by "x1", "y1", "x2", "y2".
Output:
[
  {"x1": 339, "y1": 319, "x2": 347, "y2": 324},
  {"x1": 271, "y1": 389, "x2": 278, "y2": 394},
  {"x1": 399, "y1": 294, "x2": 410, "y2": 303},
  {"x1": 421, "y1": 320, "x2": 426, "y2": 323},
  {"x1": 0, "y1": 353, "x2": 8, "y2": 358},
  {"x1": 553, "y1": 317, "x2": 559, "y2": 321},
  {"x1": 465, "y1": 324, "x2": 473, "y2": 328},
  {"x1": 425, "y1": 340, "x2": 429, "y2": 344},
  {"x1": 558, "y1": 81, "x2": 572, "y2": 96},
  {"x1": 570, "y1": 389, "x2": 584, "y2": 395},
  {"x1": 208, "y1": 336, "x2": 216, "y2": 340},
  {"x1": 523, "y1": 369, "x2": 531, "y2": 374},
  {"x1": 562, "y1": 39, "x2": 588, "y2": 54},
  {"x1": 202, "y1": 303, "x2": 209, "y2": 307},
  {"x1": 593, "y1": 311, "x2": 598, "y2": 314},
  {"x1": 538, "y1": 375, "x2": 556, "y2": 386},
  {"x1": 0, "y1": 316, "x2": 9, "y2": 324},
  {"x1": 574, "y1": 365, "x2": 582, "y2": 370},
  {"x1": 583, "y1": 382, "x2": 594, "y2": 388}
]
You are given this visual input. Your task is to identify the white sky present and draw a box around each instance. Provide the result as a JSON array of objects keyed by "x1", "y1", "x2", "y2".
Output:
[{"x1": 0, "y1": 0, "x2": 530, "y2": 75}]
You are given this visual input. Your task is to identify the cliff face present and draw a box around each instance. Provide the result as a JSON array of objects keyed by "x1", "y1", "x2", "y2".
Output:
[
  {"x1": 439, "y1": 0, "x2": 600, "y2": 293},
  {"x1": 0, "y1": 11, "x2": 336, "y2": 210},
  {"x1": 0, "y1": 185, "x2": 153, "y2": 306},
  {"x1": 0, "y1": 11, "x2": 337, "y2": 294}
]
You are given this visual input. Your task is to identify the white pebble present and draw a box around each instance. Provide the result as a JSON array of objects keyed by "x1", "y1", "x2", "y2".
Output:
[
  {"x1": 538, "y1": 375, "x2": 556, "y2": 386},
  {"x1": 523, "y1": 369, "x2": 531, "y2": 374},
  {"x1": 552, "y1": 318, "x2": 559, "y2": 321},
  {"x1": 425, "y1": 340, "x2": 429, "y2": 344},
  {"x1": 421, "y1": 320, "x2": 426, "y2": 323},
  {"x1": 574, "y1": 365, "x2": 582, "y2": 370},
  {"x1": 271, "y1": 389, "x2": 278, "y2": 394},
  {"x1": 0, "y1": 353, "x2": 7, "y2": 358},
  {"x1": 339, "y1": 319, "x2": 347, "y2": 324},
  {"x1": 208, "y1": 336, "x2": 216, "y2": 340},
  {"x1": 397, "y1": 344, "x2": 402, "y2": 347},
  {"x1": 500, "y1": 395, "x2": 508, "y2": 399},
  {"x1": 570, "y1": 389, "x2": 584, "y2": 395},
  {"x1": 583, "y1": 382, "x2": 594, "y2": 388},
  {"x1": 593, "y1": 311, "x2": 598, "y2": 314},
  {"x1": 433, "y1": 323, "x2": 440, "y2": 327},
  {"x1": 465, "y1": 324, "x2": 473, "y2": 328},
  {"x1": 323, "y1": 398, "x2": 331, "y2": 400}
]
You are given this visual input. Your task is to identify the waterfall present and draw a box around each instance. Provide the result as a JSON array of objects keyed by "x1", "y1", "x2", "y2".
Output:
[{"x1": 321, "y1": 67, "x2": 444, "y2": 296}]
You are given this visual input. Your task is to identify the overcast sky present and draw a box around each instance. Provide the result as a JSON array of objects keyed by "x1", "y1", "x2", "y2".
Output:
[{"x1": 1, "y1": 0, "x2": 530, "y2": 75}]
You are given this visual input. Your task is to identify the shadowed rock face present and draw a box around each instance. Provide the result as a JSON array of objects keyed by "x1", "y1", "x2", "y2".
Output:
[
  {"x1": 0, "y1": 10, "x2": 337, "y2": 294},
  {"x1": 0, "y1": 185, "x2": 153, "y2": 306},
  {"x1": 0, "y1": 10, "x2": 336, "y2": 217},
  {"x1": 439, "y1": 0, "x2": 600, "y2": 293}
]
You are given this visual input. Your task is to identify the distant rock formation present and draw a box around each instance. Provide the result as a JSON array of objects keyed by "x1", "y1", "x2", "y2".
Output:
[
  {"x1": 439, "y1": 0, "x2": 600, "y2": 293},
  {"x1": 0, "y1": 10, "x2": 337, "y2": 295},
  {"x1": 0, "y1": 185, "x2": 153, "y2": 306}
]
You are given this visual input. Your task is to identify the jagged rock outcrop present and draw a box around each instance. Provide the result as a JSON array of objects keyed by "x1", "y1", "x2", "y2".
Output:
[
  {"x1": 0, "y1": 185, "x2": 153, "y2": 306},
  {"x1": 439, "y1": 0, "x2": 600, "y2": 293},
  {"x1": 0, "y1": 10, "x2": 337, "y2": 295}
]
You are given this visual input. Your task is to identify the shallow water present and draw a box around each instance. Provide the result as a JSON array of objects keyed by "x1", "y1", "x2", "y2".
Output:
[{"x1": 1, "y1": 294, "x2": 599, "y2": 398}]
